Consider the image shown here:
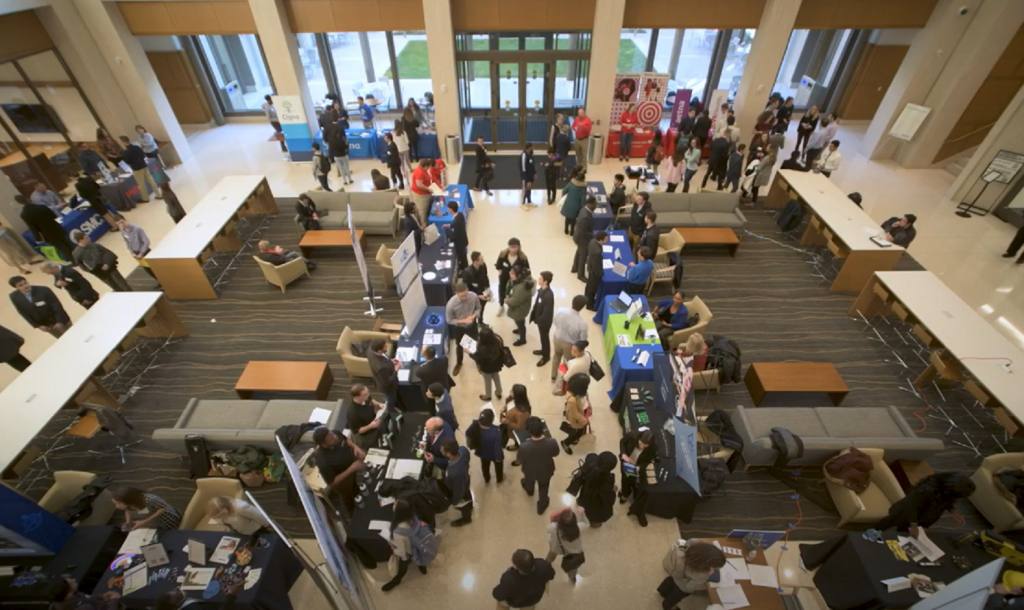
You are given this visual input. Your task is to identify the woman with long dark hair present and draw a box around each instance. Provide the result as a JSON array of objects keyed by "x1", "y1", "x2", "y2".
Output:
[
  {"x1": 576, "y1": 451, "x2": 617, "y2": 527},
  {"x1": 473, "y1": 326, "x2": 505, "y2": 401},
  {"x1": 661, "y1": 147, "x2": 684, "y2": 193},
  {"x1": 545, "y1": 508, "x2": 585, "y2": 584},
  {"x1": 619, "y1": 429, "x2": 656, "y2": 527},
  {"x1": 560, "y1": 373, "x2": 590, "y2": 454},
  {"x1": 399, "y1": 198, "x2": 423, "y2": 254},
  {"x1": 659, "y1": 540, "x2": 727, "y2": 609},
  {"x1": 381, "y1": 499, "x2": 427, "y2": 591},
  {"x1": 111, "y1": 487, "x2": 181, "y2": 531},
  {"x1": 96, "y1": 127, "x2": 123, "y2": 166},
  {"x1": 501, "y1": 383, "x2": 532, "y2": 452}
]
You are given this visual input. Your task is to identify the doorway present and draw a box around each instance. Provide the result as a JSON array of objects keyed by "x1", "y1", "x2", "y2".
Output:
[{"x1": 488, "y1": 60, "x2": 552, "y2": 148}]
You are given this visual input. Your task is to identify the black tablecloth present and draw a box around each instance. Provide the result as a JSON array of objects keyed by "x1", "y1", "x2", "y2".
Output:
[
  {"x1": 93, "y1": 531, "x2": 301, "y2": 610},
  {"x1": 347, "y1": 412, "x2": 431, "y2": 565},
  {"x1": 619, "y1": 382, "x2": 699, "y2": 522},
  {"x1": 396, "y1": 306, "x2": 449, "y2": 412},
  {"x1": 418, "y1": 237, "x2": 457, "y2": 307},
  {"x1": 0, "y1": 525, "x2": 122, "y2": 609},
  {"x1": 802, "y1": 532, "x2": 996, "y2": 610}
]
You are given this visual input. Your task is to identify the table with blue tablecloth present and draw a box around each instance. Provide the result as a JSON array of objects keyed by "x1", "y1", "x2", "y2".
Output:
[
  {"x1": 346, "y1": 129, "x2": 379, "y2": 159},
  {"x1": 593, "y1": 230, "x2": 635, "y2": 315},
  {"x1": 22, "y1": 203, "x2": 111, "y2": 258},
  {"x1": 587, "y1": 181, "x2": 614, "y2": 231},
  {"x1": 375, "y1": 130, "x2": 442, "y2": 163},
  {"x1": 427, "y1": 184, "x2": 474, "y2": 232},
  {"x1": 596, "y1": 294, "x2": 649, "y2": 330},
  {"x1": 608, "y1": 344, "x2": 664, "y2": 400},
  {"x1": 419, "y1": 234, "x2": 457, "y2": 306}
]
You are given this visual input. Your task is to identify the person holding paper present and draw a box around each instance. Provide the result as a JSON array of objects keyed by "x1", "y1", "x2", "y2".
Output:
[
  {"x1": 874, "y1": 472, "x2": 975, "y2": 537},
  {"x1": 347, "y1": 384, "x2": 386, "y2": 449},
  {"x1": 659, "y1": 540, "x2": 727, "y2": 610},
  {"x1": 368, "y1": 338, "x2": 401, "y2": 409},
  {"x1": 111, "y1": 487, "x2": 182, "y2": 531},
  {"x1": 313, "y1": 427, "x2": 365, "y2": 514},
  {"x1": 205, "y1": 496, "x2": 269, "y2": 536},
  {"x1": 446, "y1": 282, "x2": 481, "y2": 376}
]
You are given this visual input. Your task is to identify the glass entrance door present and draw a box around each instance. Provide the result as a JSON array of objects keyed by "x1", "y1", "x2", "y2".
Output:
[
  {"x1": 495, "y1": 62, "x2": 521, "y2": 147},
  {"x1": 490, "y1": 60, "x2": 552, "y2": 149}
]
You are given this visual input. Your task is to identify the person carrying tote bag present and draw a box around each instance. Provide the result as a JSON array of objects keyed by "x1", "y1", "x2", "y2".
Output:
[
  {"x1": 545, "y1": 508, "x2": 586, "y2": 584},
  {"x1": 560, "y1": 374, "x2": 591, "y2": 454}
]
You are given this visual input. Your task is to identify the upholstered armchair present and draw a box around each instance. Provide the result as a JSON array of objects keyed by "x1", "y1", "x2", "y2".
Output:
[
  {"x1": 824, "y1": 448, "x2": 905, "y2": 527},
  {"x1": 376, "y1": 244, "x2": 396, "y2": 291},
  {"x1": 180, "y1": 477, "x2": 245, "y2": 531},
  {"x1": 253, "y1": 256, "x2": 309, "y2": 293},
  {"x1": 336, "y1": 325, "x2": 391, "y2": 378},
  {"x1": 667, "y1": 296, "x2": 713, "y2": 349},
  {"x1": 970, "y1": 453, "x2": 1024, "y2": 532},
  {"x1": 38, "y1": 471, "x2": 115, "y2": 526}
]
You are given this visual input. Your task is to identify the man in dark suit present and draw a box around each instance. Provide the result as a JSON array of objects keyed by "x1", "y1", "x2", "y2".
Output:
[
  {"x1": 16, "y1": 195, "x2": 76, "y2": 263},
  {"x1": 443, "y1": 200, "x2": 468, "y2": 271},
  {"x1": 629, "y1": 192, "x2": 650, "y2": 249},
  {"x1": 473, "y1": 136, "x2": 493, "y2": 195},
  {"x1": 417, "y1": 346, "x2": 452, "y2": 407},
  {"x1": 571, "y1": 196, "x2": 596, "y2": 282},
  {"x1": 367, "y1": 337, "x2": 400, "y2": 408},
  {"x1": 295, "y1": 193, "x2": 322, "y2": 231},
  {"x1": 72, "y1": 231, "x2": 131, "y2": 292},
  {"x1": 426, "y1": 383, "x2": 459, "y2": 431},
  {"x1": 529, "y1": 270, "x2": 555, "y2": 367},
  {"x1": 41, "y1": 262, "x2": 99, "y2": 309},
  {"x1": 8, "y1": 276, "x2": 70, "y2": 338},
  {"x1": 423, "y1": 416, "x2": 455, "y2": 477},
  {"x1": 585, "y1": 231, "x2": 608, "y2": 311},
  {"x1": 637, "y1": 211, "x2": 661, "y2": 260},
  {"x1": 517, "y1": 417, "x2": 560, "y2": 514},
  {"x1": 0, "y1": 323, "x2": 30, "y2": 372}
]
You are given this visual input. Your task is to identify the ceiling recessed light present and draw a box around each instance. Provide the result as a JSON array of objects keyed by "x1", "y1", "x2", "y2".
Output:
[{"x1": 981, "y1": 304, "x2": 994, "y2": 314}]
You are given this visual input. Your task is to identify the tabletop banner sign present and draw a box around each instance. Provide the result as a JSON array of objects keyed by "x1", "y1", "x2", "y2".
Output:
[
  {"x1": 652, "y1": 352, "x2": 676, "y2": 416},
  {"x1": 668, "y1": 89, "x2": 692, "y2": 129},
  {"x1": 273, "y1": 95, "x2": 313, "y2": 163},
  {"x1": 0, "y1": 484, "x2": 74, "y2": 559},
  {"x1": 672, "y1": 418, "x2": 702, "y2": 497}
]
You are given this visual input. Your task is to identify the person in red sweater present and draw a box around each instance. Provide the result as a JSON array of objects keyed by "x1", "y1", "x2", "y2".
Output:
[
  {"x1": 618, "y1": 103, "x2": 638, "y2": 162},
  {"x1": 572, "y1": 109, "x2": 592, "y2": 172},
  {"x1": 410, "y1": 159, "x2": 432, "y2": 225},
  {"x1": 428, "y1": 158, "x2": 446, "y2": 188}
]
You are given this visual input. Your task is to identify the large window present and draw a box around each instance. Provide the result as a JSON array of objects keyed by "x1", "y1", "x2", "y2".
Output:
[
  {"x1": 196, "y1": 34, "x2": 273, "y2": 113},
  {"x1": 774, "y1": 29, "x2": 856, "y2": 107},
  {"x1": 330, "y1": 32, "x2": 392, "y2": 109},
  {"x1": 390, "y1": 31, "x2": 432, "y2": 107},
  {"x1": 618, "y1": 29, "x2": 652, "y2": 72},
  {"x1": 717, "y1": 29, "x2": 756, "y2": 97},
  {"x1": 297, "y1": 33, "x2": 328, "y2": 103}
]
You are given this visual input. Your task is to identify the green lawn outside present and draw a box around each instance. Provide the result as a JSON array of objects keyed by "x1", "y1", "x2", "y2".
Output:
[{"x1": 617, "y1": 39, "x2": 646, "y2": 73}]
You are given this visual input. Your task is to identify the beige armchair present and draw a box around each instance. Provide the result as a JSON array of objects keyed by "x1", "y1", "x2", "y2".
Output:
[
  {"x1": 336, "y1": 324, "x2": 390, "y2": 378},
  {"x1": 824, "y1": 448, "x2": 905, "y2": 527},
  {"x1": 38, "y1": 471, "x2": 115, "y2": 526},
  {"x1": 692, "y1": 368, "x2": 720, "y2": 393},
  {"x1": 253, "y1": 255, "x2": 309, "y2": 293},
  {"x1": 655, "y1": 230, "x2": 685, "y2": 265},
  {"x1": 376, "y1": 244, "x2": 396, "y2": 291},
  {"x1": 667, "y1": 296, "x2": 713, "y2": 349},
  {"x1": 180, "y1": 477, "x2": 245, "y2": 531},
  {"x1": 970, "y1": 453, "x2": 1024, "y2": 532}
]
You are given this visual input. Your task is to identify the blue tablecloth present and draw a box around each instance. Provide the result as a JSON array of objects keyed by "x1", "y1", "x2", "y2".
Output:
[
  {"x1": 375, "y1": 130, "x2": 442, "y2": 163},
  {"x1": 428, "y1": 184, "x2": 474, "y2": 232},
  {"x1": 597, "y1": 294, "x2": 650, "y2": 330},
  {"x1": 608, "y1": 344, "x2": 664, "y2": 399},
  {"x1": 594, "y1": 230, "x2": 634, "y2": 305},
  {"x1": 21, "y1": 203, "x2": 111, "y2": 256},
  {"x1": 587, "y1": 181, "x2": 614, "y2": 231},
  {"x1": 346, "y1": 129, "x2": 379, "y2": 159}
]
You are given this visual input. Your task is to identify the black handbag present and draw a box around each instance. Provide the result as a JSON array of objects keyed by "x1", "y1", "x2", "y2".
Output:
[
  {"x1": 561, "y1": 552, "x2": 586, "y2": 572},
  {"x1": 586, "y1": 352, "x2": 605, "y2": 381},
  {"x1": 559, "y1": 421, "x2": 575, "y2": 435},
  {"x1": 502, "y1": 346, "x2": 517, "y2": 368}
]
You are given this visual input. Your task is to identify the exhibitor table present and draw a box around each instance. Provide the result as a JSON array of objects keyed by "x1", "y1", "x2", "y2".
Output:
[
  {"x1": 619, "y1": 382, "x2": 698, "y2": 521},
  {"x1": 146, "y1": 175, "x2": 278, "y2": 299},
  {"x1": 418, "y1": 235, "x2": 458, "y2": 307},
  {"x1": 596, "y1": 293, "x2": 649, "y2": 329},
  {"x1": 21, "y1": 203, "x2": 111, "y2": 257},
  {"x1": 396, "y1": 306, "x2": 450, "y2": 411},
  {"x1": 604, "y1": 128, "x2": 657, "y2": 159},
  {"x1": 586, "y1": 181, "x2": 614, "y2": 230},
  {"x1": 0, "y1": 292, "x2": 188, "y2": 478},
  {"x1": 100, "y1": 160, "x2": 169, "y2": 212},
  {"x1": 593, "y1": 230, "x2": 634, "y2": 305},
  {"x1": 94, "y1": 530, "x2": 302, "y2": 610},
  {"x1": 706, "y1": 538, "x2": 785, "y2": 610},
  {"x1": 427, "y1": 184, "x2": 474, "y2": 232},
  {"x1": 767, "y1": 170, "x2": 905, "y2": 292},
  {"x1": 603, "y1": 310, "x2": 662, "y2": 400},
  {"x1": 345, "y1": 129, "x2": 379, "y2": 159}
]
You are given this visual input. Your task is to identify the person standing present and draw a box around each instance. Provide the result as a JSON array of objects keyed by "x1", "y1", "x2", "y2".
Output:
[
  {"x1": 725, "y1": 143, "x2": 745, "y2": 193},
  {"x1": 159, "y1": 181, "x2": 187, "y2": 225},
  {"x1": 494, "y1": 238, "x2": 528, "y2": 316},
  {"x1": 629, "y1": 192, "x2": 651, "y2": 247},
  {"x1": 506, "y1": 266, "x2": 535, "y2": 347},
  {"x1": 619, "y1": 102, "x2": 638, "y2": 161},
  {"x1": 659, "y1": 540, "x2": 728, "y2": 609},
  {"x1": 72, "y1": 231, "x2": 131, "y2": 292},
  {"x1": 572, "y1": 197, "x2": 597, "y2": 281},
  {"x1": 311, "y1": 143, "x2": 332, "y2": 192},
  {"x1": 460, "y1": 251, "x2": 491, "y2": 322},
  {"x1": 693, "y1": 109, "x2": 712, "y2": 150},
  {"x1": 572, "y1": 108, "x2": 592, "y2": 171},
  {"x1": 393, "y1": 123, "x2": 412, "y2": 182},
  {"x1": 814, "y1": 140, "x2": 842, "y2": 178},
  {"x1": 411, "y1": 159, "x2": 433, "y2": 226},
  {"x1": 560, "y1": 373, "x2": 591, "y2": 454},
  {"x1": 443, "y1": 200, "x2": 469, "y2": 271},
  {"x1": 519, "y1": 416, "x2": 560, "y2": 514},
  {"x1": 636, "y1": 212, "x2": 660, "y2": 261},
  {"x1": 473, "y1": 326, "x2": 506, "y2": 401},
  {"x1": 357, "y1": 96, "x2": 374, "y2": 128},
  {"x1": 367, "y1": 337, "x2": 400, "y2": 409},
  {"x1": 30, "y1": 183, "x2": 66, "y2": 215},
  {"x1": 115, "y1": 218, "x2": 156, "y2": 281},
  {"x1": 576, "y1": 451, "x2": 618, "y2": 527},
  {"x1": 96, "y1": 127, "x2": 123, "y2": 166},
  {"x1": 520, "y1": 142, "x2": 537, "y2": 207},
  {"x1": 560, "y1": 169, "x2": 588, "y2": 236},
  {"x1": 380, "y1": 499, "x2": 427, "y2": 592},
  {"x1": 426, "y1": 384, "x2": 459, "y2": 432},
  {"x1": 796, "y1": 105, "x2": 820, "y2": 157},
  {"x1": 400, "y1": 200, "x2": 423, "y2": 254},
  {"x1": 135, "y1": 125, "x2": 161, "y2": 162},
  {"x1": 8, "y1": 275, "x2": 70, "y2": 338},
  {"x1": 745, "y1": 145, "x2": 776, "y2": 204},
  {"x1": 805, "y1": 113, "x2": 838, "y2": 167},
  {"x1": 262, "y1": 95, "x2": 287, "y2": 153},
  {"x1": 619, "y1": 429, "x2": 656, "y2": 527},
  {"x1": 467, "y1": 408, "x2": 504, "y2": 483},
  {"x1": 585, "y1": 232, "x2": 608, "y2": 311},
  {"x1": 661, "y1": 148, "x2": 684, "y2": 193},
  {"x1": 1002, "y1": 224, "x2": 1024, "y2": 264},
  {"x1": 0, "y1": 323, "x2": 31, "y2": 372},
  {"x1": 682, "y1": 136, "x2": 701, "y2": 193},
  {"x1": 446, "y1": 282, "x2": 481, "y2": 376},
  {"x1": 328, "y1": 124, "x2": 353, "y2": 185},
  {"x1": 546, "y1": 508, "x2": 585, "y2": 584},
  {"x1": 402, "y1": 107, "x2": 421, "y2": 161},
  {"x1": 385, "y1": 134, "x2": 403, "y2": 190},
  {"x1": 0, "y1": 220, "x2": 40, "y2": 274},
  {"x1": 75, "y1": 172, "x2": 118, "y2": 229},
  {"x1": 441, "y1": 439, "x2": 473, "y2": 526},
  {"x1": 501, "y1": 386, "x2": 532, "y2": 453},
  {"x1": 550, "y1": 295, "x2": 589, "y2": 380},
  {"x1": 41, "y1": 262, "x2": 98, "y2": 310},
  {"x1": 702, "y1": 131, "x2": 730, "y2": 190},
  {"x1": 417, "y1": 347, "x2": 452, "y2": 402},
  {"x1": 492, "y1": 550, "x2": 556, "y2": 610},
  {"x1": 774, "y1": 96, "x2": 795, "y2": 134},
  {"x1": 555, "y1": 124, "x2": 572, "y2": 179},
  {"x1": 16, "y1": 195, "x2": 76, "y2": 263},
  {"x1": 473, "y1": 137, "x2": 494, "y2": 195},
  {"x1": 608, "y1": 174, "x2": 627, "y2": 215},
  {"x1": 542, "y1": 147, "x2": 560, "y2": 205},
  {"x1": 530, "y1": 271, "x2": 554, "y2": 366}
]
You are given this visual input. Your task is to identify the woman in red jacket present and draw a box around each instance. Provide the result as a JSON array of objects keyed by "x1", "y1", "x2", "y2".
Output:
[{"x1": 618, "y1": 103, "x2": 638, "y2": 162}]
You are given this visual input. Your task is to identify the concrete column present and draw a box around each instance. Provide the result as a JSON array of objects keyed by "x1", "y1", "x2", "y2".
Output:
[
  {"x1": 862, "y1": 0, "x2": 1024, "y2": 166},
  {"x1": 358, "y1": 32, "x2": 375, "y2": 83},
  {"x1": 248, "y1": 0, "x2": 318, "y2": 159},
  {"x1": 733, "y1": 0, "x2": 802, "y2": 143},
  {"x1": 586, "y1": 0, "x2": 626, "y2": 140},
  {"x1": 69, "y1": 0, "x2": 191, "y2": 164},
  {"x1": 423, "y1": 0, "x2": 460, "y2": 150},
  {"x1": 668, "y1": 29, "x2": 684, "y2": 80}
]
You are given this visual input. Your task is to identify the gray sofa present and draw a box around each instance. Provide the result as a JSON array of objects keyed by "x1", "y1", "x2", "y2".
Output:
[
  {"x1": 301, "y1": 191, "x2": 399, "y2": 236},
  {"x1": 732, "y1": 405, "x2": 944, "y2": 468},
  {"x1": 153, "y1": 398, "x2": 345, "y2": 452},
  {"x1": 647, "y1": 191, "x2": 746, "y2": 228}
]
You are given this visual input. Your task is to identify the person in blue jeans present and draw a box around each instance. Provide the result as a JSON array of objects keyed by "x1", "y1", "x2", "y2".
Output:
[
  {"x1": 682, "y1": 136, "x2": 701, "y2": 193},
  {"x1": 626, "y1": 246, "x2": 654, "y2": 294},
  {"x1": 357, "y1": 96, "x2": 374, "y2": 128}
]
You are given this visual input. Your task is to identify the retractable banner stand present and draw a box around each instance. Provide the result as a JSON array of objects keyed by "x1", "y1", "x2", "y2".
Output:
[
  {"x1": 348, "y1": 205, "x2": 381, "y2": 316},
  {"x1": 273, "y1": 95, "x2": 313, "y2": 162},
  {"x1": 669, "y1": 89, "x2": 692, "y2": 129}
]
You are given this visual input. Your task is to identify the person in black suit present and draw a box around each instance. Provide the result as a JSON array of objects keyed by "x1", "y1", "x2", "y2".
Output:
[
  {"x1": 443, "y1": 200, "x2": 468, "y2": 271},
  {"x1": 571, "y1": 196, "x2": 596, "y2": 282},
  {"x1": 368, "y1": 337, "x2": 400, "y2": 408},
  {"x1": 636, "y1": 212, "x2": 661, "y2": 260},
  {"x1": 385, "y1": 133, "x2": 403, "y2": 189},
  {"x1": 529, "y1": 271, "x2": 555, "y2": 367},
  {"x1": 519, "y1": 143, "x2": 536, "y2": 206},
  {"x1": 417, "y1": 345, "x2": 453, "y2": 409},
  {"x1": 460, "y1": 251, "x2": 491, "y2": 323},
  {"x1": 629, "y1": 192, "x2": 651, "y2": 249},
  {"x1": 74, "y1": 172, "x2": 119, "y2": 229},
  {"x1": 72, "y1": 231, "x2": 131, "y2": 292},
  {"x1": 585, "y1": 232, "x2": 608, "y2": 311},
  {"x1": 517, "y1": 416, "x2": 560, "y2": 514},
  {"x1": 618, "y1": 429, "x2": 657, "y2": 527},
  {"x1": 41, "y1": 262, "x2": 98, "y2": 309},
  {"x1": 0, "y1": 323, "x2": 30, "y2": 372},
  {"x1": 295, "y1": 193, "x2": 322, "y2": 231},
  {"x1": 8, "y1": 276, "x2": 70, "y2": 338},
  {"x1": 473, "y1": 137, "x2": 493, "y2": 195},
  {"x1": 156, "y1": 581, "x2": 243, "y2": 610},
  {"x1": 16, "y1": 195, "x2": 76, "y2": 263}
]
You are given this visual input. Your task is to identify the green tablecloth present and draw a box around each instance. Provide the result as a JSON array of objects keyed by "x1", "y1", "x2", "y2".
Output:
[{"x1": 603, "y1": 313, "x2": 660, "y2": 359}]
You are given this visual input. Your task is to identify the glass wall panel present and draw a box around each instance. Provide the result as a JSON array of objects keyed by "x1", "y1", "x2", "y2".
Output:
[
  {"x1": 717, "y1": 29, "x2": 755, "y2": 98},
  {"x1": 390, "y1": 31, "x2": 432, "y2": 105},
  {"x1": 618, "y1": 28, "x2": 651, "y2": 72},
  {"x1": 675, "y1": 29, "x2": 717, "y2": 103},
  {"x1": 297, "y1": 33, "x2": 329, "y2": 103},
  {"x1": 197, "y1": 34, "x2": 273, "y2": 113},
  {"x1": 329, "y1": 32, "x2": 395, "y2": 110},
  {"x1": 774, "y1": 29, "x2": 855, "y2": 107}
]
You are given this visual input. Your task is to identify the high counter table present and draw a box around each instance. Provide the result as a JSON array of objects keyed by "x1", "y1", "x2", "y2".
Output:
[
  {"x1": 768, "y1": 169, "x2": 905, "y2": 292},
  {"x1": 146, "y1": 175, "x2": 277, "y2": 299},
  {"x1": 0, "y1": 292, "x2": 188, "y2": 477}
]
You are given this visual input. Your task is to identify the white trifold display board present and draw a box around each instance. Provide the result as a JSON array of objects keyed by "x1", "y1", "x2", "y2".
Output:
[
  {"x1": 348, "y1": 205, "x2": 371, "y2": 295},
  {"x1": 390, "y1": 232, "x2": 427, "y2": 333}
]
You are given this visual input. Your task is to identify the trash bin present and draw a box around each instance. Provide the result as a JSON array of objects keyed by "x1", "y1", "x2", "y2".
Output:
[
  {"x1": 589, "y1": 134, "x2": 604, "y2": 166},
  {"x1": 445, "y1": 135, "x2": 462, "y2": 166}
]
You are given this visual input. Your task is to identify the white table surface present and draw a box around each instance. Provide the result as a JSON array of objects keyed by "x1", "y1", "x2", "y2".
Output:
[
  {"x1": 146, "y1": 175, "x2": 265, "y2": 261},
  {"x1": 0, "y1": 292, "x2": 163, "y2": 471},
  {"x1": 781, "y1": 170, "x2": 905, "y2": 252},
  {"x1": 876, "y1": 271, "x2": 1024, "y2": 417}
]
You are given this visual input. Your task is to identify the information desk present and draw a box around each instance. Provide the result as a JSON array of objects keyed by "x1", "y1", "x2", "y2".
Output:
[
  {"x1": 397, "y1": 306, "x2": 450, "y2": 412},
  {"x1": 594, "y1": 230, "x2": 635, "y2": 304},
  {"x1": 768, "y1": 170, "x2": 905, "y2": 292},
  {"x1": 619, "y1": 382, "x2": 698, "y2": 521},
  {"x1": 146, "y1": 176, "x2": 278, "y2": 299},
  {"x1": 801, "y1": 531, "x2": 995, "y2": 610},
  {"x1": 706, "y1": 538, "x2": 785, "y2": 610},
  {"x1": 348, "y1": 412, "x2": 431, "y2": 564},
  {"x1": 93, "y1": 530, "x2": 302, "y2": 610},
  {"x1": 417, "y1": 236, "x2": 458, "y2": 307},
  {"x1": 851, "y1": 271, "x2": 1024, "y2": 425},
  {"x1": 99, "y1": 160, "x2": 169, "y2": 212},
  {"x1": 0, "y1": 292, "x2": 188, "y2": 477},
  {"x1": 427, "y1": 184, "x2": 474, "y2": 233},
  {"x1": 344, "y1": 129, "x2": 379, "y2": 159},
  {"x1": 586, "y1": 181, "x2": 614, "y2": 231}
]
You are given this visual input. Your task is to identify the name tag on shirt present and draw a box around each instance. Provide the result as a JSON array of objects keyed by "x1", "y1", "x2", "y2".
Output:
[{"x1": 35, "y1": 301, "x2": 46, "y2": 307}]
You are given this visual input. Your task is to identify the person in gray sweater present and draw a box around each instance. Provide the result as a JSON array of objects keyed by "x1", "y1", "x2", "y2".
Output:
[
  {"x1": 546, "y1": 508, "x2": 585, "y2": 584},
  {"x1": 518, "y1": 416, "x2": 560, "y2": 514},
  {"x1": 442, "y1": 439, "x2": 473, "y2": 527}
]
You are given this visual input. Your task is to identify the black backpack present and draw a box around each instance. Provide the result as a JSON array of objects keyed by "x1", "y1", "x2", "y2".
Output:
[
  {"x1": 566, "y1": 457, "x2": 589, "y2": 496},
  {"x1": 698, "y1": 458, "x2": 728, "y2": 495},
  {"x1": 396, "y1": 477, "x2": 449, "y2": 515},
  {"x1": 185, "y1": 435, "x2": 211, "y2": 479},
  {"x1": 465, "y1": 421, "x2": 481, "y2": 451},
  {"x1": 318, "y1": 152, "x2": 331, "y2": 174}
]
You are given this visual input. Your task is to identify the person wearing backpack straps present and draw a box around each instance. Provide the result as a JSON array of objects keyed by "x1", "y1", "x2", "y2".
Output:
[
  {"x1": 545, "y1": 508, "x2": 585, "y2": 584},
  {"x1": 381, "y1": 499, "x2": 435, "y2": 592},
  {"x1": 311, "y1": 142, "x2": 332, "y2": 192}
]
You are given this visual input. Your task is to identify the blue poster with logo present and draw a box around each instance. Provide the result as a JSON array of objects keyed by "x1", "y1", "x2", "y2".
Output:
[{"x1": 673, "y1": 417, "x2": 701, "y2": 497}]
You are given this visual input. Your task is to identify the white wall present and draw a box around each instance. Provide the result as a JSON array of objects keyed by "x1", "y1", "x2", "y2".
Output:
[
  {"x1": 871, "y1": 29, "x2": 921, "y2": 46},
  {"x1": 137, "y1": 35, "x2": 180, "y2": 52}
]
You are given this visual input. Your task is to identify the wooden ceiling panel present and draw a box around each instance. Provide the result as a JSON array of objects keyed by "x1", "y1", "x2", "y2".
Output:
[
  {"x1": 0, "y1": 10, "x2": 53, "y2": 63},
  {"x1": 962, "y1": 78, "x2": 1024, "y2": 124},
  {"x1": 212, "y1": 2, "x2": 257, "y2": 34},
  {"x1": 332, "y1": 0, "x2": 382, "y2": 31},
  {"x1": 450, "y1": 0, "x2": 499, "y2": 30},
  {"x1": 859, "y1": 45, "x2": 908, "y2": 84},
  {"x1": 167, "y1": 2, "x2": 221, "y2": 35},
  {"x1": 991, "y1": 28, "x2": 1024, "y2": 78},
  {"x1": 286, "y1": 1, "x2": 336, "y2": 33},
  {"x1": 377, "y1": 0, "x2": 426, "y2": 30},
  {"x1": 118, "y1": 3, "x2": 176, "y2": 36},
  {"x1": 556, "y1": 0, "x2": 596, "y2": 30},
  {"x1": 497, "y1": 0, "x2": 549, "y2": 30},
  {"x1": 794, "y1": 0, "x2": 836, "y2": 29},
  {"x1": 713, "y1": 0, "x2": 766, "y2": 29}
]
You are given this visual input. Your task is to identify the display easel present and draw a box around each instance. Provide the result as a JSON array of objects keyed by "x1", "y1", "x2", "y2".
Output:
[
  {"x1": 956, "y1": 149, "x2": 1024, "y2": 218},
  {"x1": 348, "y1": 205, "x2": 382, "y2": 315}
]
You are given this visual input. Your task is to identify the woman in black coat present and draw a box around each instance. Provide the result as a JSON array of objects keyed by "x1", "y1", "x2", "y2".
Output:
[
  {"x1": 618, "y1": 430, "x2": 657, "y2": 526},
  {"x1": 400, "y1": 199, "x2": 422, "y2": 254},
  {"x1": 0, "y1": 324, "x2": 30, "y2": 372},
  {"x1": 472, "y1": 327, "x2": 505, "y2": 401},
  {"x1": 295, "y1": 194, "x2": 321, "y2": 231},
  {"x1": 577, "y1": 451, "x2": 618, "y2": 527},
  {"x1": 875, "y1": 472, "x2": 975, "y2": 536},
  {"x1": 402, "y1": 108, "x2": 421, "y2": 161}
]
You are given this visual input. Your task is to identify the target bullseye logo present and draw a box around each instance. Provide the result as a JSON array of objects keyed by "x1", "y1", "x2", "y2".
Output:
[{"x1": 636, "y1": 101, "x2": 662, "y2": 126}]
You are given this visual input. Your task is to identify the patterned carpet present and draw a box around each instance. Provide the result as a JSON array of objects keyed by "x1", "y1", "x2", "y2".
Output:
[{"x1": 18, "y1": 198, "x2": 1020, "y2": 543}]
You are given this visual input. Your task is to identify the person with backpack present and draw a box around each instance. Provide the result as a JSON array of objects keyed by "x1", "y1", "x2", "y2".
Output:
[
  {"x1": 546, "y1": 508, "x2": 585, "y2": 584},
  {"x1": 441, "y1": 439, "x2": 473, "y2": 527},
  {"x1": 472, "y1": 326, "x2": 506, "y2": 402},
  {"x1": 311, "y1": 142, "x2": 332, "y2": 192},
  {"x1": 619, "y1": 429, "x2": 657, "y2": 527},
  {"x1": 500, "y1": 384, "x2": 532, "y2": 452},
  {"x1": 575, "y1": 451, "x2": 618, "y2": 527},
  {"x1": 465, "y1": 408, "x2": 504, "y2": 484},
  {"x1": 645, "y1": 130, "x2": 665, "y2": 177},
  {"x1": 659, "y1": 539, "x2": 727, "y2": 609},
  {"x1": 381, "y1": 499, "x2": 438, "y2": 592}
]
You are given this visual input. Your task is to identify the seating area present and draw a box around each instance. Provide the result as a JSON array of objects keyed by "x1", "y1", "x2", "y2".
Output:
[
  {"x1": 647, "y1": 191, "x2": 747, "y2": 228},
  {"x1": 299, "y1": 191, "x2": 399, "y2": 236}
]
